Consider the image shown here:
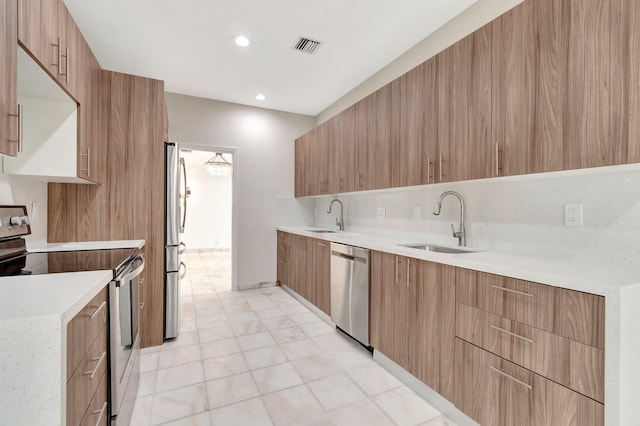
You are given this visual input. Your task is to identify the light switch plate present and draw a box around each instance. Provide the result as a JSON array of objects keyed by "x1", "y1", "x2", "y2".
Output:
[
  {"x1": 413, "y1": 206, "x2": 421, "y2": 220},
  {"x1": 377, "y1": 207, "x2": 386, "y2": 219},
  {"x1": 564, "y1": 203, "x2": 583, "y2": 227}
]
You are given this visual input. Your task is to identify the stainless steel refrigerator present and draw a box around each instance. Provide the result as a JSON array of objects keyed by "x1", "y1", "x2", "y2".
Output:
[{"x1": 165, "y1": 141, "x2": 187, "y2": 339}]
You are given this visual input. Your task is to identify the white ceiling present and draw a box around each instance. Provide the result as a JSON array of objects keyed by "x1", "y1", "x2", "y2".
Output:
[{"x1": 64, "y1": 0, "x2": 476, "y2": 116}]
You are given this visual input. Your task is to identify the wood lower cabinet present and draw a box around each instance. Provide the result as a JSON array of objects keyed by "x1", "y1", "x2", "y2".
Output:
[
  {"x1": 313, "y1": 239, "x2": 331, "y2": 316},
  {"x1": 277, "y1": 231, "x2": 292, "y2": 287},
  {"x1": 66, "y1": 287, "x2": 108, "y2": 426},
  {"x1": 370, "y1": 252, "x2": 456, "y2": 398},
  {"x1": 0, "y1": 0, "x2": 18, "y2": 156},
  {"x1": 455, "y1": 339, "x2": 604, "y2": 426}
]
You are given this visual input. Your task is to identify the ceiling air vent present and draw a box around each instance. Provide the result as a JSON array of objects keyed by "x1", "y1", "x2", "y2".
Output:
[{"x1": 293, "y1": 37, "x2": 322, "y2": 55}]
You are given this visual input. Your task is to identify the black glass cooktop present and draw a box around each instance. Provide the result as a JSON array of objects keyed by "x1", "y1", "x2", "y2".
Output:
[{"x1": 0, "y1": 248, "x2": 137, "y2": 277}]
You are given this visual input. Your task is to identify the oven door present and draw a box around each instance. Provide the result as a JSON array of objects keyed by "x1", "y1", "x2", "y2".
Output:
[{"x1": 110, "y1": 254, "x2": 144, "y2": 425}]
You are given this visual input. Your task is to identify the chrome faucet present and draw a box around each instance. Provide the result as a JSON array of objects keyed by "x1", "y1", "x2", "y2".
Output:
[
  {"x1": 327, "y1": 199, "x2": 344, "y2": 231},
  {"x1": 433, "y1": 191, "x2": 466, "y2": 246}
]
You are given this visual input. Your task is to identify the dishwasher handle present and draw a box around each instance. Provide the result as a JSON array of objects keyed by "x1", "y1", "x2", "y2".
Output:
[{"x1": 331, "y1": 250, "x2": 367, "y2": 263}]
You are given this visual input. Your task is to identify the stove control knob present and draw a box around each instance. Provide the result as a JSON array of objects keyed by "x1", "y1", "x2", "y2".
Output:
[
  {"x1": 10, "y1": 216, "x2": 22, "y2": 226},
  {"x1": 21, "y1": 216, "x2": 30, "y2": 225}
]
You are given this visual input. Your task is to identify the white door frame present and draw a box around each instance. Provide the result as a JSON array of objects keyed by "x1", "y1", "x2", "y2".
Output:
[{"x1": 179, "y1": 143, "x2": 239, "y2": 292}]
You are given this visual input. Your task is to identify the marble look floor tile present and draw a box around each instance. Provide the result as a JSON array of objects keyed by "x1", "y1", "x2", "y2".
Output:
[
  {"x1": 247, "y1": 300, "x2": 278, "y2": 311},
  {"x1": 197, "y1": 315, "x2": 231, "y2": 330},
  {"x1": 289, "y1": 312, "x2": 324, "y2": 326},
  {"x1": 140, "y1": 351, "x2": 159, "y2": 373},
  {"x1": 138, "y1": 370, "x2": 157, "y2": 397},
  {"x1": 194, "y1": 299, "x2": 222, "y2": 311},
  {"x1": 237, "y1": 332, "x2": 277, "y2": 351},
  {"x1": 243, "y1": 346, "x2": 288, "y2": 370},
  {"x1": 158, "y1": 344, "x2": 203, "y2": 369},
  {"x1": 307, "y1": 373, "x2": 367, "y2": 411},
  {"x1": 347, "y1": 364, "x2": 403, "y2": 396},
  {"x1": 269, "y1": 326, "x2": 308, "y2": 344},
  {"x1": 324, "y1": 348, "x2": 374, "y2": 370},
  {"x1": 311, "y1": 333, "x2": 357, "y2": 353},
  {"x1": 261, "y1": 316, "x2": 297, "y2": 331},
  {"x1": 155, "y1": 361, "x2": 205, "y2": 394},
  {"x1": 373, "y1": 386, "x2": 441, "y2": 426},
  {"x1": 203, "y1": 353, "x2": 249, "y2": 381},
  {"x1": 205, "y1": 372, "x2": 260, "y2": 409},
  {"x1": 208, "y1": 397, "x2": 274, "y2": 426},
  {"x1": 179, "y1": 320, "x2": 199, "y2": 332},
  {"x1": 251, "y1": 362, "x2": 304, "y2": 394},
  {"x1": 150, "y1": 383, "x2": 209, "y2": 425},
  {"x1": 180, "y1": 310, "x2": 197, "y2": 322},
  {"x1": 419, "y1": 415, "x2": 458, "y2": 426},
  {"x1": 291, "y1": 353, "x2": 344, "y2": 382},
  {"x1": 262, "y1": 385, "x2": 325, "y2": 426},
  {"x1": 223, "y1": 302, "x2": 254, "y2": 315},
  {"x1": 231, "y1": 320, "x2": 268, "y2": 337},
  {"x1": 195, "y1": 309, "x2": 228, "y2": 322},
  {"x1": 298, "y1": 320, "x2": 334, "y2": 337},
  {"x1": 162, "y1": 330, "x2": 200, "y2": 350},
  {"x1": 328, "y1": 398, "x2": 394, "y2": 426},
  {"x1": 160, "y1": 411, "x2": 212, "y2": 426},
  {"x1": 198, "y1": 325, "x2": 235, "y2": 343},
  {"x1": 130, "y1": 394, "x2": 153, "y2": 426},
  {"x1": 280, "y1": 338, "x2": 324, "y2": 361},
  {"x1": 227, "y1": 311, "x2": 260, "y2": 324},
  {"x1": 255, "y1": 307, "x2": 286, "y2": 320},
  {"x1": 201, "y1": 337, "x2": 241, "y2": 359}
]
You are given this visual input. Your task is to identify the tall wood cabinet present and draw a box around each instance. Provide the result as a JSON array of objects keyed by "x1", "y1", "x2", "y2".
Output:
[
  {"x1": 0, "y1": 0, "x2": 18, "y2": 156},
  {"x1": 49, "y1": 72, "x2": 166, "y2": 348}
]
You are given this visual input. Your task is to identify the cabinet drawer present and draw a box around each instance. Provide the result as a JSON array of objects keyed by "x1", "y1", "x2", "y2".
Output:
[
  {"x1": 67, "y1": 287, "x2": 107, "y2": 380},
  {"x1": 456, "y1": 269, "x2": 604, "y2": 349},
  {"x1": 454, "y1": 339, "x2": 603, "y2": 426},
  {"x1": 67, "y1": 327, "x2": 108, "y2": 426},
  {"x1": 456, "y1": 303, "x2": 604, "y2": 402},
  {"x1": 79, "y1": 372, "x2": 108, "y2": 426}
]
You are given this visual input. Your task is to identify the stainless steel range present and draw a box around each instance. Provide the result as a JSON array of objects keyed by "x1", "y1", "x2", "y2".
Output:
[{"x1": 0, "y1": 205, "x2": 143, "y2": 426}]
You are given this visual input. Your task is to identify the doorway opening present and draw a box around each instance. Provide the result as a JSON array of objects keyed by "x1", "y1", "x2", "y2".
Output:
[{"x1": 179, "y1": 146, "x2": 236, "y2": 293}]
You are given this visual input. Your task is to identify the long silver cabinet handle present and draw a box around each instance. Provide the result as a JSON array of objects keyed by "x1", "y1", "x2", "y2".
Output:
[
  {"x1": 495, "y1": 143, "x2": 500, "y2": 176},
  {"x1": 53, "y1": 37, "x2": 62, "y2": 73},
  {"x1": 491, "y1": 325, "x2": 534, "y2": 344},
  {"x1": 439, "y1": 155, "x2": 443, "y2": 181},
  {"x1": 489, "y1": 366, "x2": 532, "y2": 390},
  {"x1": 89, "y1": 301, "x2": 107, "y2": 320},
  {"x1": 59, "y1": 47, "x2": 69, "y2": 82},
  {"x1": 94, "y1": 401, "x2": 107, "y2": 426},
  {"x1": 8, "y1": 104, "x2": 22, "y2": 152},
  {"x1": 395, "y1": 256, "x2": 399, "y2": 284},
  {"x1": 406, "y1": 259, "x2": 410, "y2": 288},
  {"x1": 491, "y1": 285, "x2": 534, "y2": 298},
  {"x1": 84, "y1": 351, "x2": 106, "y2": 379}
]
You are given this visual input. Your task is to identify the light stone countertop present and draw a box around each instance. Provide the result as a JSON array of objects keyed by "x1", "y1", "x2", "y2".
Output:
[
  {"x1": 27, "y1": 239, "x2": 145, "y2": 252},
  {"x1": 277, "y1": 226, "x2": 640, "y2": 296}
]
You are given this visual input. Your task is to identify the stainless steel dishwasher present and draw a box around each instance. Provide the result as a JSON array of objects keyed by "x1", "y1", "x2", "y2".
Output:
[{"x1": 330, "y1": 242, "x2": 370, "y2": 347}]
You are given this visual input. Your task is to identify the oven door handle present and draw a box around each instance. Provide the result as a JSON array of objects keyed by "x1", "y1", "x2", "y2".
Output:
[{"x1": 116, "y1": 254, "x2": 145, "y2": 287}]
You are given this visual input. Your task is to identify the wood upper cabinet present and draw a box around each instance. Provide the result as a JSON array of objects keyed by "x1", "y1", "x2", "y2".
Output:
[
  {"x1": 18, "y1": 0, "x2": 59, "y2": 79},
  {"x1": 328, "y1": 104, "x2": 357, "y2": 193},
  {"x1": 357, "y1": 86, "x2": 392, "y2": 191},
  {"x1": 455, "y1": 338, "x2": 604, "y2": 426},
  {"x1": 437, "y1": 24, "x2": 493, "y2": 183},
  {"x1": 1, "y1": 0, "x2": 18, "y2": 156},
  {"x1": 294, "y1": 133, "x2": 308, "y2": 197},
  {"x1": 313, "y1": 121, "x2": 331, "y2": 195},
  {"x1": 77, "y1": 45, "x2": 104, "y2": 183}
]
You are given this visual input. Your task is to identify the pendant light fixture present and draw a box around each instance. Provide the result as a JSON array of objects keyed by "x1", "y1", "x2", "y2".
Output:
[{"x1": 204, "y1": 152, "x2": 232, "y2": 176}]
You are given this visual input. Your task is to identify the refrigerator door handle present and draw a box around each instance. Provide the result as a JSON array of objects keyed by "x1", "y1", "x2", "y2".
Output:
[
  {"x1": 178, "y1": 261, "x2": 187, "y2": 280},
  {"x1": 178, "y1": 242, "x2": 186, "y2": 255},
  {"x1": 180, "y1": 157, "x2": 188, "y2": 233}
]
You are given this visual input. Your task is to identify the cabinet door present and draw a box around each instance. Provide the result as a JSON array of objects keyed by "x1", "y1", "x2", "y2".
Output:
[
  {"x1": 313, "y1": 239, "x2": 331, "y2": 315},
  {"x1": 356, "y1": 87, "x2": 391, "y2": 191},
  {"x1": 437, "y1": 25, "x2": 493, "y2": 183},
  {"x1": 277, "y1": 232, "x2": 290, "y2": 286},
  {"x1": 329, "y1": 104, "x2": 357, "y2": 193},
  {"x1": 58, "y1": 3, "x2": 84, "y2": 99},
  {"x1": 294, "y1": 134, "x2": 307, "y2": 197},
  {"x1": 79, "y1": 46, "x2": 104, "y2": 183},
  {"x1": 370, "y1": 251, "x2": 396, "y2": 356},
  {"x1": 18, "y1": 0, "x2": 59, "y2": 78},
  {"x1": 312, "y1": 121, "x2": 330, "y2": 195},
  {"x1": 1, "y1": 0, "x2": 18, "y2": 156}
]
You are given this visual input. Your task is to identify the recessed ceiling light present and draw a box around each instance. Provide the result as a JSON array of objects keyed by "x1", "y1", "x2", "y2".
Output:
[
  {"x1": 256, "y1": 94, "x2": 266, "y2": 101},
  {"x1": 233, "y1": 35, "x2": 250, "y2": 47}
]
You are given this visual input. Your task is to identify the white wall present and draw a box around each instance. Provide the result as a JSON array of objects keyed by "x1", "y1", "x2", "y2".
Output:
[
  {"x1": 317, "y1": 0, "x2": 523, "y2": 124},
  {"x1": 308, "y1": 165, "x2": 640, "y2": 267},
  {"x1": 165, "y1": 93, "x2": 315, "y2": 289},
  {"x1": 181, "y1": 150, "x2": 232, "y2": 250}
]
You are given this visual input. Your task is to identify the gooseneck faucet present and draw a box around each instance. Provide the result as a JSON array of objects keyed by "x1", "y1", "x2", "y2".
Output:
[
  {"x1": 327, "y1": 199, "x2": 344, "y2": 231},
  {"x1": 433, "y1": 191, "x2": 466, "y2": 246}
]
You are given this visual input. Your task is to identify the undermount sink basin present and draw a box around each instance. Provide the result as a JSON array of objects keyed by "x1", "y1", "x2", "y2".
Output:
[
  {"x1": 399, "y1": 243, "x2": 479, "y2": 254},
  {"x1": 305, "y1": 229, "x2": 338, "y2": 234}
]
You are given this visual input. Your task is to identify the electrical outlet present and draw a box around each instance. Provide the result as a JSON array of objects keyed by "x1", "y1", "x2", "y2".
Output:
[
  {"x1": 413, "y1": 206, "x2": 421, "y2": 220},
  {"x1": 377, "y1": 207, "x2": 386, "y2": 219},
  {"x1": 564, "y1": 203, "x2": 583, "y2": 227},
  {"x1": 31, "y1": 201, "x2": 38, "y2": 222}
]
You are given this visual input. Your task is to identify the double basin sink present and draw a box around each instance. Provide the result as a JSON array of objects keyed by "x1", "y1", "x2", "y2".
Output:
[{"x1": 305, "y1": 229, "x2": 479, "y2": 255}]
